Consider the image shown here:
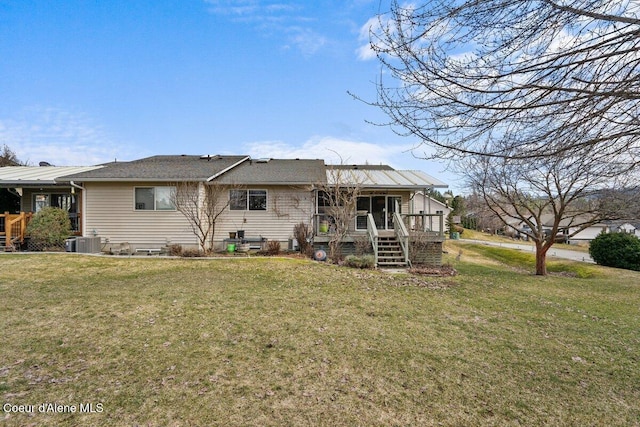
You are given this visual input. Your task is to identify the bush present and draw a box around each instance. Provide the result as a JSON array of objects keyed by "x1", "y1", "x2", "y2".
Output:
[
  {"x1": 589, "y1": 232, "x2": 640, "y2": 271},
  {"x1": 167, "y1": 244, "x2": 183, "y2": 256},
  {"x1": 354, "y1": 235, "x2": 373, "y2": 256},
  {"x1": 266, "y1": 240, "x2": 281, "y2": 255},
  {"x1": 293, "y1": 222, "x2": 313, "y2": 257},
  {"x1": 343, "y1": 255, "x2": 376, "y2": 269},
  {"x1": 26, "y1": 207, "x2": 72, "y2": 250},
  {"x1": 181, "y1": 248, "x2": 204, "y2": 257}
]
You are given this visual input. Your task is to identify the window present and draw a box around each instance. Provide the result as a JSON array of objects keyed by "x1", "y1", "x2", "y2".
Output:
[
  {"x1": 33, "y1": 193, "x2": 80, "y2": 231},
  {"x1": 135, "y1": 187, "x2": 175, "y2": 211},
  {"x1": 34, "y1": 194, "x2": 50, "y2": 213},
  {"x1": 230, "y1": 189, "x2": 267, "y2": 211}
]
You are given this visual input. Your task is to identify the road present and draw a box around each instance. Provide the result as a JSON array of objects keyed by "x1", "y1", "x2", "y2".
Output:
[{"x1": 459, "y1": 239, "x2": 595, "y2": 263}]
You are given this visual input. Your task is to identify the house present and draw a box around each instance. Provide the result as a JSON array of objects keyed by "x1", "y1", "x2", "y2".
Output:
[
  {"x1": 563, "y1": 221, "x2": 640, "y2": 244},
  {"x1": 1, "y1": 154, "x2": 449, "y2": 266},
  {"x1": 0, "y1": 164, "x2": 103, "y2": 249},
  {"x1": 508, "y1": 212, "x2": 640, "y2": 245},
  {"x1": 409, "y1": 191, "x2": 452, "y2": 233}
]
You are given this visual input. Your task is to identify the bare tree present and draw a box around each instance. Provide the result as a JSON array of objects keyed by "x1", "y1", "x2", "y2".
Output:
[
  {"x1": 360, "y1": 1, "x2": 640, "y2": 275},
  {"x1": 0, "y1": 145, "x2": 25, "y2": 212},
  {"x1": 317, "y1": 166, "x2": 363, "y2": 262},
  {"x1": 466, "y1": 150, "x2": 638, "y2": 275},
  {"x1": 364, "y1": 0, "x2": 640, "y2": 164},
  {"x1": 463, "y1": 192, "x2": 505, "y2": 234},
  {"x1": 0, "y1": 145, "x2": 24, "y2": 166},
  {"x1": 170, "y1": 182, "x2": 235, "y2": 254}
]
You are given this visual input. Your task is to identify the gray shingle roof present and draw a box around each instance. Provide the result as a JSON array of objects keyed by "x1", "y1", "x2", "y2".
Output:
[
  {"x1": 56, "y1": 155, "x2": 249, "y2": 182},
  {"x1": 215, "y1": 158, "x2": 327, "y2": 185},
  {"x1": 49, "y1": 155, "x2": 449, "y2": 190}
]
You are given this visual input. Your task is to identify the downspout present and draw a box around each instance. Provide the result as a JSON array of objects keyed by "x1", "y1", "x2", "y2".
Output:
[{"x1": 70, "y1": 181, "x2": 86, "y2": 236}]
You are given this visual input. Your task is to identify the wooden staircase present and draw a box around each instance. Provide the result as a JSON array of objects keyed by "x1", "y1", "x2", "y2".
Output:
[
  {"x1": 0, "y1": 235, "x2": 17, "y2": 252},
  {"x1": 0, "y1": 212, "x2": 31, "y2": 252},
  {"x1": 376, "y1": 234, "x2": 408, "y2": 268}
]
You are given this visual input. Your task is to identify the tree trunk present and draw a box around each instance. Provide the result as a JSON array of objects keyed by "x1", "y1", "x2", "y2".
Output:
[{"x1": 535, "y1": 241, "x2": 549, "y2": 276}]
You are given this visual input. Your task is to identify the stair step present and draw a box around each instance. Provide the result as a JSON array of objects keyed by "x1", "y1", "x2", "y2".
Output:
[
  {"x1": 375, "y1": 235, "x2": 408, "y2": 267},
  {"x1": 378, "y1": 254, "x2": 405, "y2": 259}
]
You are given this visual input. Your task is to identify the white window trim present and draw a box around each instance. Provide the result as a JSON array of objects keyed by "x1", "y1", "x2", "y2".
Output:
[
  {"x1": 229, "y1": 189, "x2": 268, "y2": 211},
  {"x1": 134, "y1": 186, "x2": 176, "y2": 211}
]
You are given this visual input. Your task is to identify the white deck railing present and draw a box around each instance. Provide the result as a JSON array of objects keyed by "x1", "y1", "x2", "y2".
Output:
[
  {"x1": 367, "y1": 213, "x2": 379, "y2": 265},
  {"x1": 393, "y1": 211, "x2": 410, "y2": 266}
]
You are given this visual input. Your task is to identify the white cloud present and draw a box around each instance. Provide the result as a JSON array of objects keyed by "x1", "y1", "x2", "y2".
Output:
[
  {"x1": 356, "y1": 16, "x2": 380, "y2": 60},
  {"x1": 205, "y1": 0, "x2": 300, "y2": 19},
  {"x1": 204, "y1": 0, "x2": 331, "y2": 56},
  {"x1": 0, "y1": 106, "x2": 132, "y2": 166},
  {"x1": 242, "y1": 136, "x2": 459, "y2": 190},
  {"x1": 243, "y1": 136, "x2": 413, "y2": 166},
  {"x1": 285, "y1": 27, "x2": 327, "y2": 56}
]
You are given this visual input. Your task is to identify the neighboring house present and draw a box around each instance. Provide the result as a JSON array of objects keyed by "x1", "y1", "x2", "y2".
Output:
[
  {"x1": 1, "y1": 155, "x2": 449, "y2": 266},
  {"x1": 508, "y1": 213, "x2": 640, "y2": 244},
  {"x1": 611, "y1": 222, "x2": 639, "y2": 236},
  {"x1": 0, "y1": 165, "x2": 103, "y2": 249},
  {"x1": 410, "y1": 192, "x2": 452, "y2": 233}
]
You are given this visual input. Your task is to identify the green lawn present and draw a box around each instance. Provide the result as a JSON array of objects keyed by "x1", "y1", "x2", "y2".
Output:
[{"x1": 1, "y1": 250, "x2": 639, "y2": 426}]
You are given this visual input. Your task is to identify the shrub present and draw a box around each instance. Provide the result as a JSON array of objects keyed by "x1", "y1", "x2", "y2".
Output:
[
  {"x1": 181, "y1": 248, "x2": 204, "y2": 257},
  {"x1": 354, "y1": 235, "x2": 373, "y2": 256},
  {"x1": 293, "y1": 222, "x2": 313, "y2": 257},
  {"x1": 344, "y1": 255, "x2": 376, "y2": 269},
  {"x1": 589, "y1": 232, "x2": 640, "y2": 271},
  {"x1": 266, "y1": 240, "x2": 281, "y2": 255},
  {"x1": 167, "y1": 244, "x2": 183, "y2": 256},
  {"x1": 26, "y1": 207, "x2": 72, "y2": 250}
]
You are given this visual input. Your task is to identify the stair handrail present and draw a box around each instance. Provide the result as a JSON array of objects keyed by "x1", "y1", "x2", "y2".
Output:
[
  {"x1": 393, "y1": 211, "x2": 411, "y2": 267},
  {"x1": 367, "y1": 213, "x2": 379, "y2": 265},
  {"x1": 6, "y1": 212, "x2": 30, "y2": 246}
]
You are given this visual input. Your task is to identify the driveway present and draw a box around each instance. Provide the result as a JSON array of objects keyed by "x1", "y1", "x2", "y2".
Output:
[{"x1": 459, "y1": 239, "x2": 594, "y2": 263}]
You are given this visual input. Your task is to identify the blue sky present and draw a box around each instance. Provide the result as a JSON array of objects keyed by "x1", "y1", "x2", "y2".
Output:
[{"x1": 0, "y1": 0, "x2": 457, "y2": 189}]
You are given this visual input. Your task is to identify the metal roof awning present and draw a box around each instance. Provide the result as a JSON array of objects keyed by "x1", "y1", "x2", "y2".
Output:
[
  {"x1": 326, "y1": 169, "x2": 448, "y2": 190},
  {"x1": 0, "y1": 166, "x2": 104, "y2": 186}
]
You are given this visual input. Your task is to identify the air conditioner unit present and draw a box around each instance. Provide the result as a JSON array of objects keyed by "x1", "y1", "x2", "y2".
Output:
[{"x1": 76, "y1": 237, "x2": 101, "y2": 253}]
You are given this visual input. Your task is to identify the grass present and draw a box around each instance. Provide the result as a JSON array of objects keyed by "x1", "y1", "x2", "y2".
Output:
[
  {"x1": 460, "y1": 228, "x2": 592, "y2": 254},
  {"x1": 1, "y1": 252, "x2": 639, "y2": 426},
  {"x1": 452, "y1": 242, "x2": 600, "y2": 278}
]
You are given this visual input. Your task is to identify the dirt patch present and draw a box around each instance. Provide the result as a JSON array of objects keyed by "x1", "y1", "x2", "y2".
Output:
[
  {"x1": 409, "y1": 264, "x2": 458, "y2": 277},
  {"x1": 393, "y1": 275, "x2": 458, "y2": 289}
]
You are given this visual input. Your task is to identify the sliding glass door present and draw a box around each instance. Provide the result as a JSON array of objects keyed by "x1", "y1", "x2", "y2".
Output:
[{"x1": 356, "y1": 195, "x2": 401, "y2": 230}]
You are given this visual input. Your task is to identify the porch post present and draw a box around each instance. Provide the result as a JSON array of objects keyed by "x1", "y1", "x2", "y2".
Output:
[{"x1": 19, "y1": 212, "x2": 27, "y2": 242}]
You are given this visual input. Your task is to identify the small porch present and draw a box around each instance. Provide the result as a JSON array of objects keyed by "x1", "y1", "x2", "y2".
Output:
[{"x1": 313, "y1": 212, "x2": 446, "y2": 267}]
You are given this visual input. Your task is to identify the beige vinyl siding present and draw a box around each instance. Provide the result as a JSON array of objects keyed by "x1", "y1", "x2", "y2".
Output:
[
  {"x1": 83, "y1": 182, "x2": 197, "y2": 249},
  {"x1": 216, "y1": 186, "x2": 315, "y2": 246},
  {"x1": 21, "y1": 188, "x2": 35, "y2": 212}
]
